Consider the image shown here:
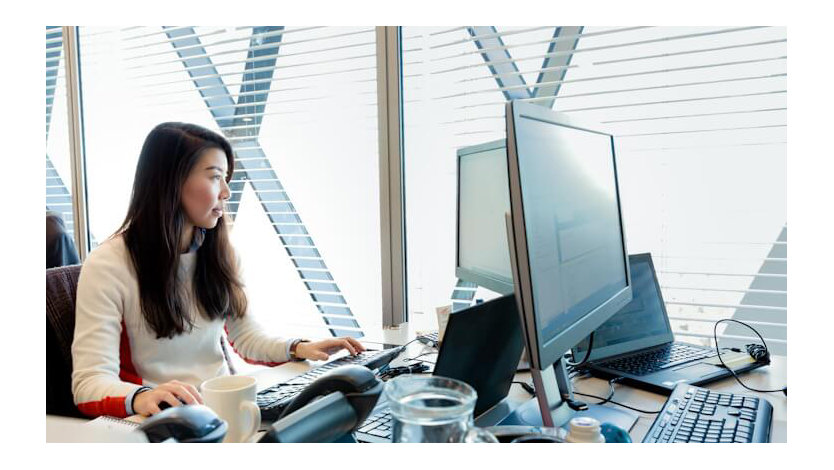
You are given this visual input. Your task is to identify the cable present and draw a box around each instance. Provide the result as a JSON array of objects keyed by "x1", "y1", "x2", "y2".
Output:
[
  {"x1": 404, "y1": 351, "x2": 438, "y2": 364},
  {"x1": 564, "y1": 332, "x2": 595, "y2": 368},
  {"x1": 512, "y1": 381, "x2": 536, "y2": 396},
  {"x1": 595, "y1": 377, "x2": 623, "y2": 405},
  {"x1": 572, "y1": 391, "x2": 663, "y2": 414},
  {"x1": 713, "y1": 318, "x2": 787, "y2": 395},
  {"x1": 378, "y1": 363, "x2": 430, "y2": 380}
]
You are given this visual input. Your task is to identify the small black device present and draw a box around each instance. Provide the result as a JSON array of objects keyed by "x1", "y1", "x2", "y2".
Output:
[
  {"x1": 573, "y1": 253, "x2": 768, "y2": 394},
  {"x1": 256, "y1": 346, "x2": 402, "y2": 421},
  {"x1": 355, "y1": 294, "x2": 525, "y2": 443},
  {"x1": 137, "y1": 404, "x2": 228, "y2": 443},
  {"x1": 642, "y1": 383, "x2": 773, "y2": 443},
  {"x1": 259, "y1": 365, "x2": 383, "y2": 443},
  {"x1": 416, "y1": 331, "x2": 439, "y2": 348}
]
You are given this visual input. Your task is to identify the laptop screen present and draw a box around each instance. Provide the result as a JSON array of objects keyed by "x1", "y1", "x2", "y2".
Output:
[
  {"x1": 572, "y1": 253, "x2": 674, "y2": 361},
  {"x1": 434, "y1": 294, "x2": 524, "y2": 417}
]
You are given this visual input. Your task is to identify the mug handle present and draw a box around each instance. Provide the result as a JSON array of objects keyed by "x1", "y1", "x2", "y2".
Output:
[{"x1": 239, "y1": 401, "x2": 262, "y2": 443}]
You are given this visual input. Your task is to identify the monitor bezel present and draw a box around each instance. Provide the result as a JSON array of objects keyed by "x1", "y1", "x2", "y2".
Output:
[
  {"x1": 505, "y1": 100, "x2": 633, "y2": 371},
  {"x1": 455, "y1": 138, "x2": 514, "y2": 295}
]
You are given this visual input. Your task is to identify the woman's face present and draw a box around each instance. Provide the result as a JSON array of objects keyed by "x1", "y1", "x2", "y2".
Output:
[{"x1": 181, "y1": 148, "x2": 231, "y2": 230}]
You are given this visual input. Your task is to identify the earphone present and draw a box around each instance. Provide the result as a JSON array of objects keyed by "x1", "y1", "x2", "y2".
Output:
[{"x1": 713, "y1": 318, "x2": 787, "y2": 396}]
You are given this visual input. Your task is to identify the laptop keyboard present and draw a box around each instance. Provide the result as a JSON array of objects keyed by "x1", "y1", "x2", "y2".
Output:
[{"x1": 598, "y1": 343, "x2": 716, "y2": 376}]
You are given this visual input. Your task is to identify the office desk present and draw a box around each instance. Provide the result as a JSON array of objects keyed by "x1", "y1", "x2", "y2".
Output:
[{"x1": 251, "y1": 339, "x2": 787, "y2": 443}]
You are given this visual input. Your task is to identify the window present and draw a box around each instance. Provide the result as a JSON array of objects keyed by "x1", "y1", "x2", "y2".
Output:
[
  {"x1": 45, "y1": 27, "x2": 75, "y2": 241},
  {"x1": 77, "y1": 27, "x2": 381, "y2": 356},
  {"x1": 402, "y1": 26, "x2": 786, "y2": 354}
]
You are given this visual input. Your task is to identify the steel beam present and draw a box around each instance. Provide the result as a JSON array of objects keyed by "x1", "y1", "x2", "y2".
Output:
[
  {"x1": 162, "y1": 26, "x2": 363, "y2": 338},
  {"x1": 533, "y1": 26, "x2": 584, "y2": 109}
]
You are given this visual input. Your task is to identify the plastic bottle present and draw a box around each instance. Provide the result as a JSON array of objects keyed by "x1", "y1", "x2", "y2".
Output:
[{"x1": 565, "y1": 417, "x2": 606, "y2": 443}]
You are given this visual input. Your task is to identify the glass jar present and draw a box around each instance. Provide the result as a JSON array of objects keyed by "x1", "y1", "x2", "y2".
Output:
[{"x1": 384, "y1": 375, "x2": 497, "y2": 443}]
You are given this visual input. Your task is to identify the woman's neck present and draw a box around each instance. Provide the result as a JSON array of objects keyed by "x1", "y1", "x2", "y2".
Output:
[{"x1": 180, "y1": 223, "x2": 195, "y2": 254}]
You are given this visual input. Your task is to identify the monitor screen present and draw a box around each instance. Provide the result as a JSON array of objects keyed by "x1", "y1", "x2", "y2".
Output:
[
  {"x1": 507, "y1": 101, "x2": 632, "y2": 370},
  {"x1": 573, "y1": 253, "x2": 673, "y2": 361},
  {"x1": 456, "y1": 141, "x2": 514, "y2": 294}
]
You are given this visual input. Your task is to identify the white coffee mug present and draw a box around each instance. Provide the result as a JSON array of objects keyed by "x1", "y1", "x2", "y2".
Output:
[{"x1": 200, "y1": 375, "x2": 261, "y2": 443}]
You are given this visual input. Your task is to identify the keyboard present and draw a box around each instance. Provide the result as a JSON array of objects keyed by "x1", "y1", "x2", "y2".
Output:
[
  {"x1": 256, "y1": 347, "x2": 403, "y2": 421},
  {"x1": 355, "y1": 407, "x2": 394, "y2": 442},
  {"x1": 643, "y1": 383, "x2": 773, "y2": 443},
  {"x1": 598, "y1": 343, "x2": 716, "y2": 376}
]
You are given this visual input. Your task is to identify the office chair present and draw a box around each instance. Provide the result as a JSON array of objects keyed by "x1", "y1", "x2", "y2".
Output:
[
  {"x1": 45, "y1": 265, "x2": 237, "y2": 418},
  {"x1": 46, "y1": 265, "x2": 85, "y2": 418}
]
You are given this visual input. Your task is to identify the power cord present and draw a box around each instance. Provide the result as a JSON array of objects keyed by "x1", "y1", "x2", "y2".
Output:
[
  {"x1": 713, "y1": 318, "x2": 787, "y2": 396},
  {"x1": 513, "y1": 379, "x2": 662, "y2": 415},
  {"x1": 572, "y1": 391, "x2": 664, "y2": 415}
]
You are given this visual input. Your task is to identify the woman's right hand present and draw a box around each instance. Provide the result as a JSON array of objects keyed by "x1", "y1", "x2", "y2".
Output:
[{"x1": 133, "y1": 380, "x2": 204, "y2": 416}]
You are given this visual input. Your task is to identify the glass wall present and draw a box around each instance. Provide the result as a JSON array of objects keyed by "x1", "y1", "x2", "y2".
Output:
[
  {"x1": 402, "y1": 26, "x2": 787, "y2": 353},
  {"x1": 77, "y1": 27, "x2": 381, "y2": 358}
]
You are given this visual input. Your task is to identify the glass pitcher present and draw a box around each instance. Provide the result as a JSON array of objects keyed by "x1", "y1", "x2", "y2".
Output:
[{"x1": 384, "y1": 375, "x2": 497, "y2": 443}]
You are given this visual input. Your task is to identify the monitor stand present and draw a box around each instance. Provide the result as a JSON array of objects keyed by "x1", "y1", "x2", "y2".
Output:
[{"x1": 499, "y1": 359, "x2": 638, "y2": 432}]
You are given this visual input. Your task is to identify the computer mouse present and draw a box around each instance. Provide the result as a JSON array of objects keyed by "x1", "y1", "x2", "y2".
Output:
[
  {"x1": 157, "y1": 398, "x2": 187, "y2": 411},
  {"x1": 137, "y1": 404, "x2": 228, "y2": 443}
]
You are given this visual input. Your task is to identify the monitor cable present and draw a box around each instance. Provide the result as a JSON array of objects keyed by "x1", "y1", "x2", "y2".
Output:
[
  {"x1": 564, "y1": 332, "x2": 595, "y2": 369},
  {"x1": 713, "y1": 318, "x2": 787, "y2": 396}
]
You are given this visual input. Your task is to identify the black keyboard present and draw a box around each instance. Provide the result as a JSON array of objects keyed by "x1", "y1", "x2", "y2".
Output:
[
  {"x1": 256, "y1": 347, "x2": 403, "y2": 421},
  {"x1": 643, "y1": 383, "x2": 773, "y2": 443},
  {"x1": 598, "y1": 343, "x2": 716, "y2": 376}
]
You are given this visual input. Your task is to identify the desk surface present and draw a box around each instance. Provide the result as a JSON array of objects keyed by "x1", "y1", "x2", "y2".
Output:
[{"x1": 251, "y1": 338, "x2": 787, "y2": 443}]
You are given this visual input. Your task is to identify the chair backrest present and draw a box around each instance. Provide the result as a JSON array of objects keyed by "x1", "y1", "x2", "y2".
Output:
[{"x1": 46, "y1": 265, "x2": 84, "y2": 418}]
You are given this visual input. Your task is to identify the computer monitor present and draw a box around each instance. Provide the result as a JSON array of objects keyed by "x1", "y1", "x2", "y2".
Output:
[
  {"x1": 502, "y1": 101, "x2": 637, "y2": 429},
  {"x1": 455, "y1": 140, "x2": 514, "y2": 295}
]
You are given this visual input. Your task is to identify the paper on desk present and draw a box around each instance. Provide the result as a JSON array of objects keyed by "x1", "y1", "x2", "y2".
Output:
[
  {"x1": 47, "y1": 416, "x2": 147, "y2": 443},
  {"x1": 436, "y1": 305, "x2": 452, "y2": 343},
  {"x1": 86, "y1": 415, "x2": 142, "y2": 432}
]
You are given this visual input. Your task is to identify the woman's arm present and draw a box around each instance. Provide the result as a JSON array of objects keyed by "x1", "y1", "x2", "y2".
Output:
[{"x1": 70, "y1": 243, "x2": 144, "y2": 418}]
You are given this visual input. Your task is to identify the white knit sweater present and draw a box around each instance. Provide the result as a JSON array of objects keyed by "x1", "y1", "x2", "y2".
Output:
[{"x1": 71, "y1": 235, "x2": 292, "y2": 418}]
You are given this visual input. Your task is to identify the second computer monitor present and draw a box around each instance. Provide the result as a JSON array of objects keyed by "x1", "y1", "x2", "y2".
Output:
[{"x1": 456, "y1": 140, "x2": 514, "y2": 295}]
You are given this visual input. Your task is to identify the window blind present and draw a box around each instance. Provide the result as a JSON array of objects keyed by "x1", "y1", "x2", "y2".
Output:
[
  {"x1": 46, "y1": 27, "x2": 76, "y2": 239},
  {"x1": 402, "y1": 26, "x2": 786, "y2": 354},
  {"x1": 77, "y1": 26, "x2": 381, "y2": 339}
]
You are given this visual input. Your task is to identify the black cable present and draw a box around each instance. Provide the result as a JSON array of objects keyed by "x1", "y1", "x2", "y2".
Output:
[
  {"x1": 713, "y1": 319, "x2": 786, "y2": 395},
  {"x1": 572, "y1": 391, "x2": 663, "y2": 414},
  {"x1": 404, "y1": 351, "x2": 438, "y2": 363},
  {"x1": 564, "y1": 332, "x2": 595, "y2": 368},
  {"x1": 512, "y1": 381, "x2": 536, "y2": 396},
  {"x1": 595, "y1": 377, "x2": 622, "y2": 405}
]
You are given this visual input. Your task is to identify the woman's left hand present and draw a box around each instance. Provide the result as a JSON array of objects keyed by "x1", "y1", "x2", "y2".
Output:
[{"x1": 295, "y1": 337, "x2": 366, "y2": 361}]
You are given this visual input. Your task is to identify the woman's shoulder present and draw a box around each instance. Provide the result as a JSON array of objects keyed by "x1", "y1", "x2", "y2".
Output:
[{"x1": 80, "y1": 234, "x2": 133, "y2": 278}]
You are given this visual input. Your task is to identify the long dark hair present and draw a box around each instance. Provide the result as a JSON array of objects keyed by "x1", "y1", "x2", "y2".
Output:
[{"x1": 117, "y1": 122, "x2": 247, "y2": 339}]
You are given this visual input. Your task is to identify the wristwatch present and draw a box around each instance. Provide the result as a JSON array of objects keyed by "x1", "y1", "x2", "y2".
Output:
[{"x1": 289, "y1": 338, "x2": 310, "y2": 361}]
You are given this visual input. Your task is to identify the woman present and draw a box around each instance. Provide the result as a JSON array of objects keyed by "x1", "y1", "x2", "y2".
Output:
[{"x1": 71, "y1": 122, "x2": 364, "y2": 418}]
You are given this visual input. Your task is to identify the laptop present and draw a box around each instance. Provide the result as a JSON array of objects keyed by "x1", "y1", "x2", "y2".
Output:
[
  {"x1": 572, "y1": 253, "x2": 768, "y2": 395},
  {"x1": 355, "y1": 294, "x2": 524, "y2": 442}
]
